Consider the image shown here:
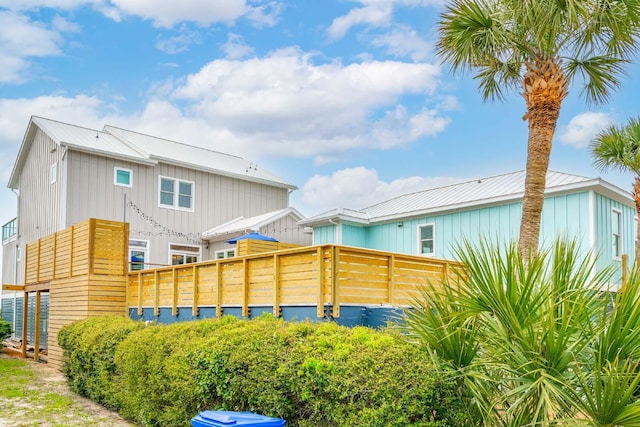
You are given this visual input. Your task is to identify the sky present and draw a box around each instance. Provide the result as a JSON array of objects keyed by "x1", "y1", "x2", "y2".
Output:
[{"x1": 0, "y1": 0, "x2": 639, "y2": 229}]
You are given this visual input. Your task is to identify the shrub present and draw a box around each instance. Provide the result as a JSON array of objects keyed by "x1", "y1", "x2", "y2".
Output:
[
  {"x1": 58, "y1": 316, "x2": 144, "y2": 407},
  {"x1": 60, "y1": 315, "x2": 475, "y2": 427},
  {"x1": 0, "y1": 319, "x2": 11, "y2": 341}
]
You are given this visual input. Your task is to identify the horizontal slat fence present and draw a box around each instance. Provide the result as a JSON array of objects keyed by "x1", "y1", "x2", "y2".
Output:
[
  {"x1": 128, "y1": 245, "x2": 461, "y2": 318},
  {"x1": 24, "y1": 219, "x2": 128, "y2": 284},
  {"x1": 236, "y1": 239, "x2": 302, "y2": 256}
]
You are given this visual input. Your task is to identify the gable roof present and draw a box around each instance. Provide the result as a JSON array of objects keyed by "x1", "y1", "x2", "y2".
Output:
[
  {"x1": 8, "y1": 116, "x2": 296, "y2": 190},
  {"x1": 299, "y1": 170, "x2": 633, "y2": 226},
  {"x1": 202, "y1": 207, "x2": 305, "y2": 241}
]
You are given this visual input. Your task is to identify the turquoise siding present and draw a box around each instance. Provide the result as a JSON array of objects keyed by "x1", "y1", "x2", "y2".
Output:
[
  {"x1": 345, "y1": 192, "x2": 593, "y2": 260},
  {"x1": 593, "y1": 193, "x2": 636, "y2": 284},
  {"x1": 342, "y1": 224, "x2": 367, "y2": 247},
  {"x1": 313, "y1": 225, "x2": 337, "y2": 244}
]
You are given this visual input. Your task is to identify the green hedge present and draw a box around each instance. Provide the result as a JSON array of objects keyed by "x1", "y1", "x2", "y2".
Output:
[
  {"x1": 0, "y1": 319, "x2": 11, "y2": 341},
  {"x1": 59, "y1": 315, "x2": 476, "y2": 427}
]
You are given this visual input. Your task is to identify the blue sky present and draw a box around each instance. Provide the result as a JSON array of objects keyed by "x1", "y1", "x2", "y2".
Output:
[{"x1": 0, "y1": 0, "x2": 639, "y2": 227}]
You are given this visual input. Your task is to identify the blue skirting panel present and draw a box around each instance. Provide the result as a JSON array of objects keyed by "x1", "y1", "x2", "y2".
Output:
[{"x1": 128, "y1": 305, "x2": 406, "y2": 329}]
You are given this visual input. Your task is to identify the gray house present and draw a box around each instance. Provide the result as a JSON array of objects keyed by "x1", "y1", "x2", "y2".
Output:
[{"x1": 1, "y1": 116, "x2": 310, "y2": 286}]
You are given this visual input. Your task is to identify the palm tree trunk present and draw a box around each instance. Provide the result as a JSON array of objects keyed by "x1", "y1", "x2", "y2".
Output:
[
  {"x1": 519, "y1": 58, "x2": 567, "y2": 260},
  {"x1": 519, "y1": 104, "x2": 559, "y2": 259},
  {"x1": 634, "y1": 176, "x2": 640, "y2": 262}
]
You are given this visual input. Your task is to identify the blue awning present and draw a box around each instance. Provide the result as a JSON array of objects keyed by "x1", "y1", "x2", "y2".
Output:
[{"x1": 225, "y1": 232, "x2": 278, "y2": 244}]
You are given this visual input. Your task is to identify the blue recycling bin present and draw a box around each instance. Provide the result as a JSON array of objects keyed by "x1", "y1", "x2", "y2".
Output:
[{"x1": 191, "y1": 411, "x2": 286, "y2": 427}]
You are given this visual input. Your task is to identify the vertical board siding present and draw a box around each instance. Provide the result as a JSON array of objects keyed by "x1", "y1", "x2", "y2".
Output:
[
  {"x1": 313, "y1": 225, "x2": 337, "y2": 245},
  {"x1": 594, "y1": 193, "x2": 636, "y2": 284},
  {"x1": 9, "y1": 128, "x2": 64, "y2": 284},
  {"x1": 65, "y1": 151, "x2": 290, "y2": 268},
  {"x1": 342, "y1": 224, "x2": 367, "y2": 247},
  {"x1": 364, "y1": 193, "x2": 591, "y2": 260}
]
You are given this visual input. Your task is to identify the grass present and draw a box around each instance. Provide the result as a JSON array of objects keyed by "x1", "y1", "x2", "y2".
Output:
[{"x1": 0, "y1": 353, "x2": 133, "y2": 427}]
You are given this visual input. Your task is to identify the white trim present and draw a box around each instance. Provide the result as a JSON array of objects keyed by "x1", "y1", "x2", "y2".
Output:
[
  {"x1": 50, "y1": 163, "x2": 57, "y2": 184},
  {"x1": 60, "y1": 150, "x2": 67, "y2": 229},
  {"x1": 114, "y1": 166, "x2": 133, "y2": 187},
  {"x1": 168, "y1": 242, "x2": 201, "y2": 265},
  {"x1": 612, "y1": 207, "x2": 623, "y2": 260},
  {"x1": 417, "y1": 222, "x2": 435, "y2": 256},
  {"x1": 158, "y1": 175, "x2": 195, "y2": 212},
  {"x1": 588, "y1": 191, "x2": 596, "y2": 282},
  {"x1": 129, "y1": 239, "x2": 149, "y2": 271}
]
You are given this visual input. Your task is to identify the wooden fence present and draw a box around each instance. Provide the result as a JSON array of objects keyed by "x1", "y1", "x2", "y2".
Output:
[
  {"x1": 20, "y1": 218, "x2": 129, "y2": 368},
  {"x1": 25, "y1": 219, "x2": 129, "y2": 283},
  {"x1": 128, "y1": 245, "x2": 461, "y2": 318}
]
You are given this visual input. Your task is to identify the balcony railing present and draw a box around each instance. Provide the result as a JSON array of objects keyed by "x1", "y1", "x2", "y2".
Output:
[{"x1": 2, "y1": 217, "x2": 17, "y2": 243}]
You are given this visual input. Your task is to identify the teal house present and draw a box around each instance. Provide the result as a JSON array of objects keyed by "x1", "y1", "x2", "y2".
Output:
[{"x1": 300, "y1": 170, "x2": 636, "y2": 286}]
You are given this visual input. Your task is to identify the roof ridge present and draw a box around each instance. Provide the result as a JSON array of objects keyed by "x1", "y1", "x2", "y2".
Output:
[{"x1": 103, "y1": 124, "x2": 244, "y2": 161}]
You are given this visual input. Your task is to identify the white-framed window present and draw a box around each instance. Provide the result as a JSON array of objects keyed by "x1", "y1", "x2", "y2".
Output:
[
  {"x1": 418, "y1": 223, "x2": 435, "y2": 256},
  {"x1": 170, "y1": 243, "x2": 200, "y2": 265},
  {"x1": 114, "y1": 167, "x2": 132, "y2": 187},
  {"x1": 612, "y1": 208, "x2": 622, "y2": 259},
  {"x1": 50, "y1": 163, "x2": 57, "y2": 184},
  {"x1": 159, "y1": 176, "x2": 194, "y2": 211},
  {"x1": 215, "y1": 249, "x2": 236, "y2": 259},
  {"x1": 129, "y1": 239, "x2": 149, "y2": 271}
]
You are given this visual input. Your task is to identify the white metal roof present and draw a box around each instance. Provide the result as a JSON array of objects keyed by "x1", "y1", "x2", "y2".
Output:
[
  {"x1": 299, "y1": 170, "x2": 633, "y2": 226},
  {"x1": 8, "y1": 116, "x2": 296, "y2": 190},
  {"x1": 103, "y1": 125, "x2": 295, "y2": 189},
  {"x1": 202, "y1": 207, "x2": 304, "y2": 241}
]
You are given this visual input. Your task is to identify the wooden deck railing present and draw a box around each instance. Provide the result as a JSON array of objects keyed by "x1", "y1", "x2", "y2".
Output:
[
  {"x1": 127, "y1": 245, "x2": 461, "y2": 318},
  {"x1": 24, "y1": 219, "x2": 129, "y2": 284}
]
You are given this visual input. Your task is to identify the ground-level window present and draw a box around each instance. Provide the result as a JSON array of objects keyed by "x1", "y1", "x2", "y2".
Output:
[
  {"x1": 159, "y1": 176, "x2": 194, "y2": 211},
  {"x1": 170, "y1": 243, "x2": 200, "y2": 265},
  {"x1": 115, "y1": 167, "x2": 132, "y2": 187},
  {"x1": 418, "y1": 223, "x2": 435, "y2": 256},
  {"x1": 612, "y1": 209, "x2": 622, "y2": 259},
  {"x1": 215, "y1": 249, "x2": 236, "y2": 259},
  {"x1": 129, "y1": 239, "x2": 149, "y2": 271}
]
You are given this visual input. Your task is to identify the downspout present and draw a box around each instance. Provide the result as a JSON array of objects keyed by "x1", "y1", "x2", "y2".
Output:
[{"x1": 329, "y1": 218, "x2": 342, "y2": 245}]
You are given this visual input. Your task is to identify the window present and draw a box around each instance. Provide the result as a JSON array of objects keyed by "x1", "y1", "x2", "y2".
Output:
[
  {"x1": 418, "y1": 223, "x2": 435, "y2": 256},
  {"x1": 50, "y1": 163, "x2": 57, "y2": 184},
  {"x1": 129, "y1": 239, "x2": 149, "y2": 271},
  {"x1": 170, "y1": 243, "x2": 200, "y2": 265},
  {"x1": 114, "y1": 167, "x2": 132, "y2": 187},
  {"x1": 159, "y1": 176, "x2": 194, "y2": 210},
  {"x1": 612, "y1": 209, "x2": 622, "y2": 259},
  {"x1": 2, "y1": 218, "x2": 17, "y2": 242},
  {"x1": 215, "y1": 249, "x2": 236, "y2": 259}
]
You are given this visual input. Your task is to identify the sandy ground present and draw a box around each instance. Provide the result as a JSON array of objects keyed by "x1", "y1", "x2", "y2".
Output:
[{"x1": 0, "y1": 352, "x2": 135, "y2": 427}]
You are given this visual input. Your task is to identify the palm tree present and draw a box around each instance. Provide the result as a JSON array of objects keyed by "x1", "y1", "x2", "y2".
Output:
[
  {"x1": 591, "y1": 116, "x2": 640, "y2": 262},
  {"x1": 438, "y1": 0, "x2": 640, "y2": 259},
  {"x1": 405, "y1": 238, "x2": 640, "y2": 426}
]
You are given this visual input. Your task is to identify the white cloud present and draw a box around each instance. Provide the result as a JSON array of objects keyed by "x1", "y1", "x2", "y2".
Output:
[
  {"x1": 371, "y1": 24, "x2": 433, "y2": 61},
  {"x1": 165, "y1": 48, "x2": 447, "y2": 161},
  {"x1": 220, "y1": 33, "x2": 255, "y2": 59},
  {"x1": 327, "y1": 0, "x2": 444, "y2": 40},
  {"x1": 0, "y1": 10, "x2": 64, "y2": 83},
  {"x1": 558, "y1": 112, "x2": 613, "y2": 148},
  {"x1": 301, "y1": 166, "x2": 464, "y2": 212},
  {"x1": 0, "y1": 0, "x2": 101, "y2": 10},
  {"x1": 109, "y1": 0, "x2": 282, "y2": 28},
  {"x1": 327, "y1": 0, "x2": 393, "y2": 39},
  {"x1": 156, "y1": 26, "x2": 202, "y2": 54}
]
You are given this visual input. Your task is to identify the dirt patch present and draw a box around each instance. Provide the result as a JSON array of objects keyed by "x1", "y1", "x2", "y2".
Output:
[{"x1": 0, "y1": 352, "x2": 135, "y2": 427}]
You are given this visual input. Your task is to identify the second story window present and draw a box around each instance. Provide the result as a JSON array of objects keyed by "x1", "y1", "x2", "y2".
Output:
[
  {"x1": 50, "y1": 163, "x2": 57, "y2": 184},
  {"x1": 114, "y1": 167, "x2": 132, "y2": 187},
  {"x1": 159, "y1": 176, "x2": 194, "y2": 211}
]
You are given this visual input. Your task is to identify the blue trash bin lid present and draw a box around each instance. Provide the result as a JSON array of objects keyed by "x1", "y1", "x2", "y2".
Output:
[{"x1": 191, "y1": 411, "x2": 286, "y2": 427}]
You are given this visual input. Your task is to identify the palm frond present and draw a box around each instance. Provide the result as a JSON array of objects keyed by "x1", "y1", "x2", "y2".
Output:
[{"x1": 564, "y1": 55, "x2": 628, "y2": 105}]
